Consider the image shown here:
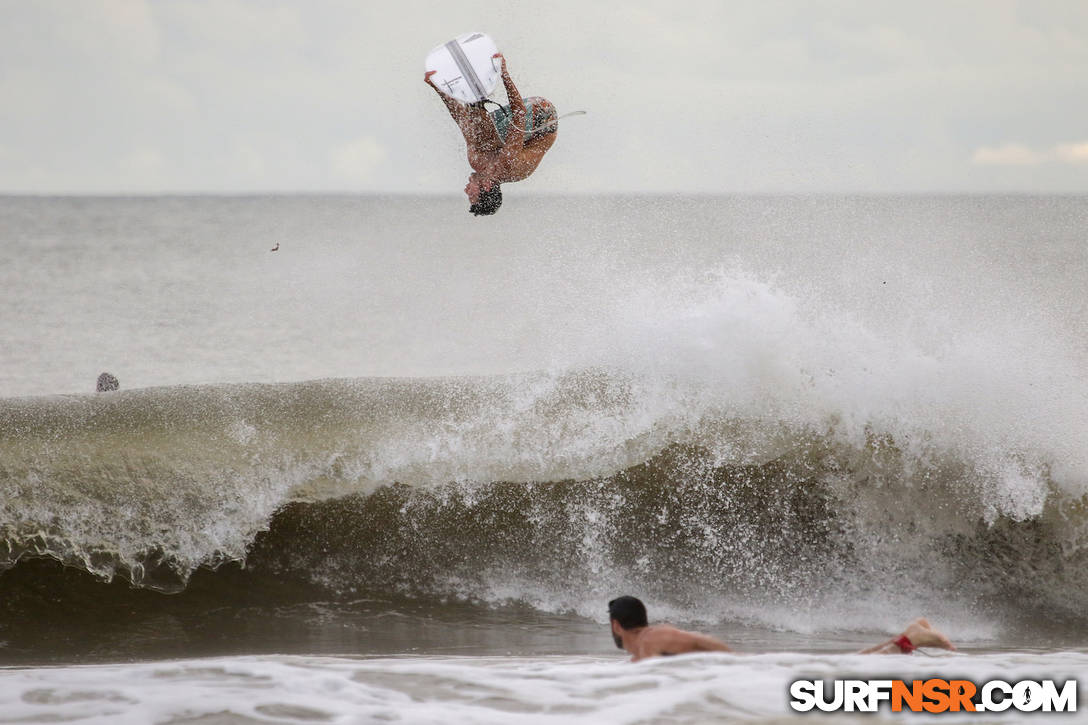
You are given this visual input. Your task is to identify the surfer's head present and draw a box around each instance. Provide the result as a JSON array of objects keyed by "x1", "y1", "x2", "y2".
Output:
[
  {"x1": 608, "y1": 596, "x2": 648, "y2": 648},
  {"x1": 96, "y1": 372, "x2": 119, "y2": 392},
  {"x1": 466, "y1": 174, "x2": 502, "y2": 216}
]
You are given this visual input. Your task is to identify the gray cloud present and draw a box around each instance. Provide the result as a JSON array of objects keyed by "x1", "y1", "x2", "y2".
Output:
[{"x1": 1, "y1": 0, "x2": 1086, "y2": 193}]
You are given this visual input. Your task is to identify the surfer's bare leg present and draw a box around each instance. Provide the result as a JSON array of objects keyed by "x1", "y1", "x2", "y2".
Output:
[
  {"x1": 858, "y1": 618, "x2": 956, "y2": 654},
  {"x1": 425, "y1": 71, "x2": 499, "y2": 149},
  {"x1": 425, "y1": 71, "x2": 471, "y2": 123},
  {"x1": 493, "y1": 53, "x2": 527, "y2": 148}
]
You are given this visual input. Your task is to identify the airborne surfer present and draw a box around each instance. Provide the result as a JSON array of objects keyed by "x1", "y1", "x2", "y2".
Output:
[
  {"x1": 608, "y1": 596, "x2": 956, "y2": 662},
  {"x1": 425, "y1": 52, "x2": 558, "y2": 216}
]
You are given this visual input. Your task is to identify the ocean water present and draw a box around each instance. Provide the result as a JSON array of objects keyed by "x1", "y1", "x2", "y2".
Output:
[{"x1": 1, "y1": 195, "x2": 1086, "y2": 722}]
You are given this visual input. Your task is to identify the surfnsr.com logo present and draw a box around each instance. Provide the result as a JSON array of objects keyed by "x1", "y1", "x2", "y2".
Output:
[{"x1": 789, "y1": 679, "x2": 1078, "y2": 713}]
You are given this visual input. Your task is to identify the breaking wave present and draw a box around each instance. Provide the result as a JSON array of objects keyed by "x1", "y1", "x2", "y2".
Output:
[{"x1": 2, "y1": 271, "x2": 1086, "y2": 634}]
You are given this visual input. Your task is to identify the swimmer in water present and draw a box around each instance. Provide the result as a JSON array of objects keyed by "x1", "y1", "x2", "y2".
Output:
[
  {"x1": 608, "y1": 596, "x2": 956, "y2": 662},
  {"x1": 425, "y1": 52, "x2": 558, "y2": 216}
]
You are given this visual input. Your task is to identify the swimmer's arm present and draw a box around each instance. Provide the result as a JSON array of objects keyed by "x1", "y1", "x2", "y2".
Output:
[
  {"x1": 494, "y1": 53, "x2": 527, "y2": 150},
  {"x1": 679, "y1": 630, "x2": 732, "y2": 654},
  {"x1": 635, "y1": 628, "x2": 732, "y2": 660}
]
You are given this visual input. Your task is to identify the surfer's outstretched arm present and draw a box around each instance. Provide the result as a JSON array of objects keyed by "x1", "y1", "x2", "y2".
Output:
[{"x1": 493, "y1": 54, "x2": 527, "y2": 149}]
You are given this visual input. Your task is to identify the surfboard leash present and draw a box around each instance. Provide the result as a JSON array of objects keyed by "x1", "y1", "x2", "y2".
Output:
[
  {"x1": 481, "y1": 99, "x2": 587, "y2": 134},
  {"x1": 525, "y1": 110, "x2": 587, "y2": 133}
]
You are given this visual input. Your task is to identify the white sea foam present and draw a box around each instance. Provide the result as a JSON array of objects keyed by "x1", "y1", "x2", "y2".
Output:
[{"x1": 1, "y1": 651, "x2": 1085, "y2": 724}]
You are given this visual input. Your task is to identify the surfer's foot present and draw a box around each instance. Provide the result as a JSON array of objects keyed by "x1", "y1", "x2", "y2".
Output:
[
  {"x1": 424, "y1": 70, "x2": 437, "y2": 86},
  {"x1": 901, "y1": 618, "x2": 956, "y2": 652},
  {"x1": 857, "y1": 617, "x2": 956, "y2": 654}
]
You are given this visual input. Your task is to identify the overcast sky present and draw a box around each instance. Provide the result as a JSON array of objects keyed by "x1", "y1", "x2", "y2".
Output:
[{"x1": 1, "y1": 0, "x2": 1086, "y2": 194}]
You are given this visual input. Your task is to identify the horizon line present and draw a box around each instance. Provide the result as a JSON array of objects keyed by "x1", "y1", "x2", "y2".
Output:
[{"x1": 3, "y1": 190, "x2": 1087, "y2": 199}]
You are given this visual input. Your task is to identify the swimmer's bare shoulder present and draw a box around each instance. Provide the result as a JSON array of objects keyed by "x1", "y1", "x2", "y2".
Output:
[
  {"x1": 632, "y1": 624, "x2": 732, "y2": 661},
  {"x1": 608, "y1": 596, "x2": 956, "y2": 663}
]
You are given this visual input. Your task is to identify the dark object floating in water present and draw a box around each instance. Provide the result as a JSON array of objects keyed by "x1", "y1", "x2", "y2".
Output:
[
  {"x1": 96, "y1": 372, "x2": 119, "y2": 392},
  {"x1": 271, "y1": 244, "x2": 279, "y2": 252}
]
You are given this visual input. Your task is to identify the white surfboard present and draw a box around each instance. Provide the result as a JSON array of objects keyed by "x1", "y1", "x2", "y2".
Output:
[{"x1": 424, "y1": 32, "x2": 501, "y2": 104}]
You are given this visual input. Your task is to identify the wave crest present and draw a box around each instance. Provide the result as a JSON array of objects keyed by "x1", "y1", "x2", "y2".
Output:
[{"x1": 1, "y1": 368, "x2": 1086, "y2": 631}]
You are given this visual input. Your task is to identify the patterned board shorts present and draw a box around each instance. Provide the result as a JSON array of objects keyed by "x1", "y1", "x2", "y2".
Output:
[{"x1": 490, "y1": 97, "x2": 557, "y2": 142}]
